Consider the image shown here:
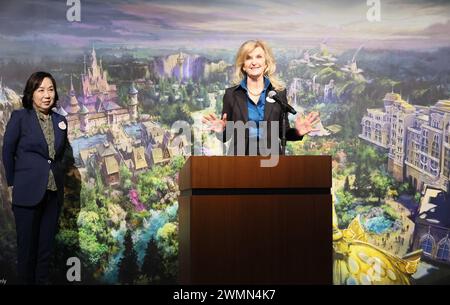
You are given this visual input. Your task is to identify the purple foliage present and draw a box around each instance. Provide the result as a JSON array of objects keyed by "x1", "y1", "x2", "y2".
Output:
[{"x1": 129, "y1": 189, "x2": 146, "y2": 212}]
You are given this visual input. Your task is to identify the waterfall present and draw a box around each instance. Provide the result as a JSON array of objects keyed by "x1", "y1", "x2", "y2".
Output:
[{"x1": 186, "y1": 55, "x2": 191, "y2": 79}]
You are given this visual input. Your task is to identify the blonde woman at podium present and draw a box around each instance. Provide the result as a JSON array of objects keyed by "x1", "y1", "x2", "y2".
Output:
[{"x1": 202, "y1": 39, "x2": 320, "y2": 155}]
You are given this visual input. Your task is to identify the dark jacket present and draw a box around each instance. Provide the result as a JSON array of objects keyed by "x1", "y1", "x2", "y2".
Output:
[
  {"x1": 219, "y1": 84, "x2": 302, "y2": 155},
  {"x1": 2, "y1": 108, "x2": 70, "y2": 207}
]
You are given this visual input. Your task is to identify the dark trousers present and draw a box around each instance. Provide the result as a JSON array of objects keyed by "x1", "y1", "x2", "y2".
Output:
[{"x1": 12, "y1": 190, "x2": 60, "y2": 285}]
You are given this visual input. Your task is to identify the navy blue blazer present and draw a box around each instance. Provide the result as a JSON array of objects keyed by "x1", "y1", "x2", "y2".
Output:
[{"x1": 2, "y1": 108, "x2": 69, "y2": 207}]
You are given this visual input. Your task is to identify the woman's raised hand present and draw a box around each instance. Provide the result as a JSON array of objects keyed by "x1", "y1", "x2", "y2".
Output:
[
  {"x1": 295, "y1": 111, "x2": 321, "y2": 136},
  {"x1": 202, "y1": 113, "x2": 227, "y2": 133}
]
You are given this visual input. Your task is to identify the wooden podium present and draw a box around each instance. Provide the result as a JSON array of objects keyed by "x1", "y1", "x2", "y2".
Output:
[{"x1": 178, "y1": 156, "x2": 332, "y2": 284}]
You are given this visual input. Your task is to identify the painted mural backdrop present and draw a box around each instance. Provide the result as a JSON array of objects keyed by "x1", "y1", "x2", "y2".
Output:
[{"x1": 0, "y1": 0, "x2": 449, "y2": 284}]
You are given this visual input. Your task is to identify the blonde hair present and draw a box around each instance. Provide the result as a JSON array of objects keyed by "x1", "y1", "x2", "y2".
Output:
[{"x1": 232, "y1": 40, "x2": 285, "y2": 91}]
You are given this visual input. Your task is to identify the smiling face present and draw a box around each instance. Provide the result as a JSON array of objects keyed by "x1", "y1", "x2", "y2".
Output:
[
  {"x1": 243, "y1": 46, "x2": 267, "y2": 80},
  {"x1": 32, "y1": 77, "x2": 55, "y2": 114}
]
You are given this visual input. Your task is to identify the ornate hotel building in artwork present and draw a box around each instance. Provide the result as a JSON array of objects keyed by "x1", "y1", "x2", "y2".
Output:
[
  {"x1": 359, "y1": 92, "x2": 449, "y2": 193},
  {"x1": 360, "y1": 93, "x2": 450, "y2": 265}
]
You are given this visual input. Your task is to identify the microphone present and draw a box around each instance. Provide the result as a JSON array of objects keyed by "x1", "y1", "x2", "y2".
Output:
[{"x1": 267, "y1": 91, "x2": 297, "y2": 115}]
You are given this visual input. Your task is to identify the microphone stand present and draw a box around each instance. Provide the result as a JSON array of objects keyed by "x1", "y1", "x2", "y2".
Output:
[
  {"x1": 268, "y1": 91, "x2": 296, "y2": 155},
  {"x1": 281, "y1": 109, "x2": 287, "y2": 155}
]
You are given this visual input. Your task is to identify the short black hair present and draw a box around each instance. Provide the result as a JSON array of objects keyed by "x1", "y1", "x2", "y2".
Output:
[{"x1": 22, "y1": 71, "x2": 59, "y2": 109}]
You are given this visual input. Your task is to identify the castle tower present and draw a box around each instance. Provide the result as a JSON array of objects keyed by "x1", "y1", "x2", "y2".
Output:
[
  {"x1": 91, "y1": 47, "x2": 100, "y2": 80},
  {"x1": 79, "y1": 104, "x2": 90, "y2": 132},
  {"x1": 82, "y1": 46, "x2": 110, "y2": 99},
  {"x1": 66, "y1": 75, "x2": 80, "y2": 114},
  {"x1": 128, "y1": 82, "x2": 139, "y2": 121}
]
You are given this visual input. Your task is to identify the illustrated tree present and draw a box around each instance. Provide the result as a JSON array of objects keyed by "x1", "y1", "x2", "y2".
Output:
[
  {"x1": 199, "y1": 86, "x2": 211, "y2": 108},
  {"x1": 119, "y1": 163, "x2": 132, "y2": 191},
  {"x1": 78, "y1": 228, "x2": 108, "y2": 266},
  {"x1": 94, "y1": 167, "x2": 104, "y2": 194},
  {"x1": 137, "y1": 168, "x2": 164, "y2": 208},
  {"x1": 118, "y1": 229, "x2": 139, "y2": 285},
  {"x1": 186, "y1": 80, "x2": 194, "y2": 96},
  {"x1": 370, "y1": 170, "x2": 392, "y2": 203},
  {"x1": 334, "y1": 189, "x2": 356, "y2": 228},
  {"x1": 117, "y1": 84, "x2": 129, "y2": 108},
  {"x1": 353, "y1": 144, "x2": 384, "y2": 197},
  {"x1": 156, "y1": 222, "x2": 178, "y2": 284},
  {"x1": 344, "y1": 176, "x2": 351, "y2": 192},
  {"x1": 141, "y1": 238, "x2": 164, "y2": 283},
  {"x1": 180, "y1": 86, "x2": 188, "y2": 102},
  {"x1": 80, "y1": 181, "x2": 98, "y2": 211},
  {"x1": 170, "y1": 155, "x2": 186, "y2": 174},
  {"x1": 353, "y1": 162, "x2": 371, "y2": 197}
]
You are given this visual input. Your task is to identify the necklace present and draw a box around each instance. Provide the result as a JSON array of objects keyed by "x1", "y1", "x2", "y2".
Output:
[{"x1": 247, "y1": 88, "x2": 263, "y2": 96}]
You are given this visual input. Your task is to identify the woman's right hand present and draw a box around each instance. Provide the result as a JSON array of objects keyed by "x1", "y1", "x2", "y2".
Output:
[{"x1": 202, "y1": 113, "x2": 227, "y2": 133}]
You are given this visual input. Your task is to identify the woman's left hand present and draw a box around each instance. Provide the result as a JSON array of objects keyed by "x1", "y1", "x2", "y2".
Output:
[{"x1": 295, "y1": 111, "x2": 321, "y2": 136}]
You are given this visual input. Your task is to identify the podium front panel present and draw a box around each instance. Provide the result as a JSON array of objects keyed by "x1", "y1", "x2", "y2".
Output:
[{"x1": 179, "y1": 194, "x2": 332, "y2": 284}]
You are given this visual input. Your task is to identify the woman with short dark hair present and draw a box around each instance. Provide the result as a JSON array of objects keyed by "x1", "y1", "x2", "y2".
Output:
[{"x1": 2, "y1": 71, "x2": 70, "y2": 284}]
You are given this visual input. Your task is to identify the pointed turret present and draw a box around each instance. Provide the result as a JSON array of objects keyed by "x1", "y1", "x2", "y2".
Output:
[
  {"x1": 128, "y1": 82, "x2": 139, "y2": 121},
  {"x1": 79, "y1": 104, "x2": 89, "y2": 115},
  {"x1": 79, "y1": 104, "x2": 90, "y2": 132},
  {"x1": 65, "y1": 75, "x2": 80, "y2": 114},
  {"x1": 128, "y1": 82, "x2": 138, "y2": 104},
  {"x1": 69, "y1": 75, "x2": 76, "y2": 96}
]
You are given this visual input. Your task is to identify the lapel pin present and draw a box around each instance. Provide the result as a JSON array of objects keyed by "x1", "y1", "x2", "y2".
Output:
[
  {"x1": 266, "y1": 96, "x2": 276, "y2": 103},
  {"x1": 58, "y1": 121, "x2": 67, "y2": 130}
]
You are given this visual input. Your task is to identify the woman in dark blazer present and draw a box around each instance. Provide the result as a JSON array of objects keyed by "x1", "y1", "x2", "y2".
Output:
[
  {"x1": 2, "y1": 71, "x2": 70, "y2": 284},
  {"x1": 203, "y1": 40, "x2": 320, "y2": 155}
]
